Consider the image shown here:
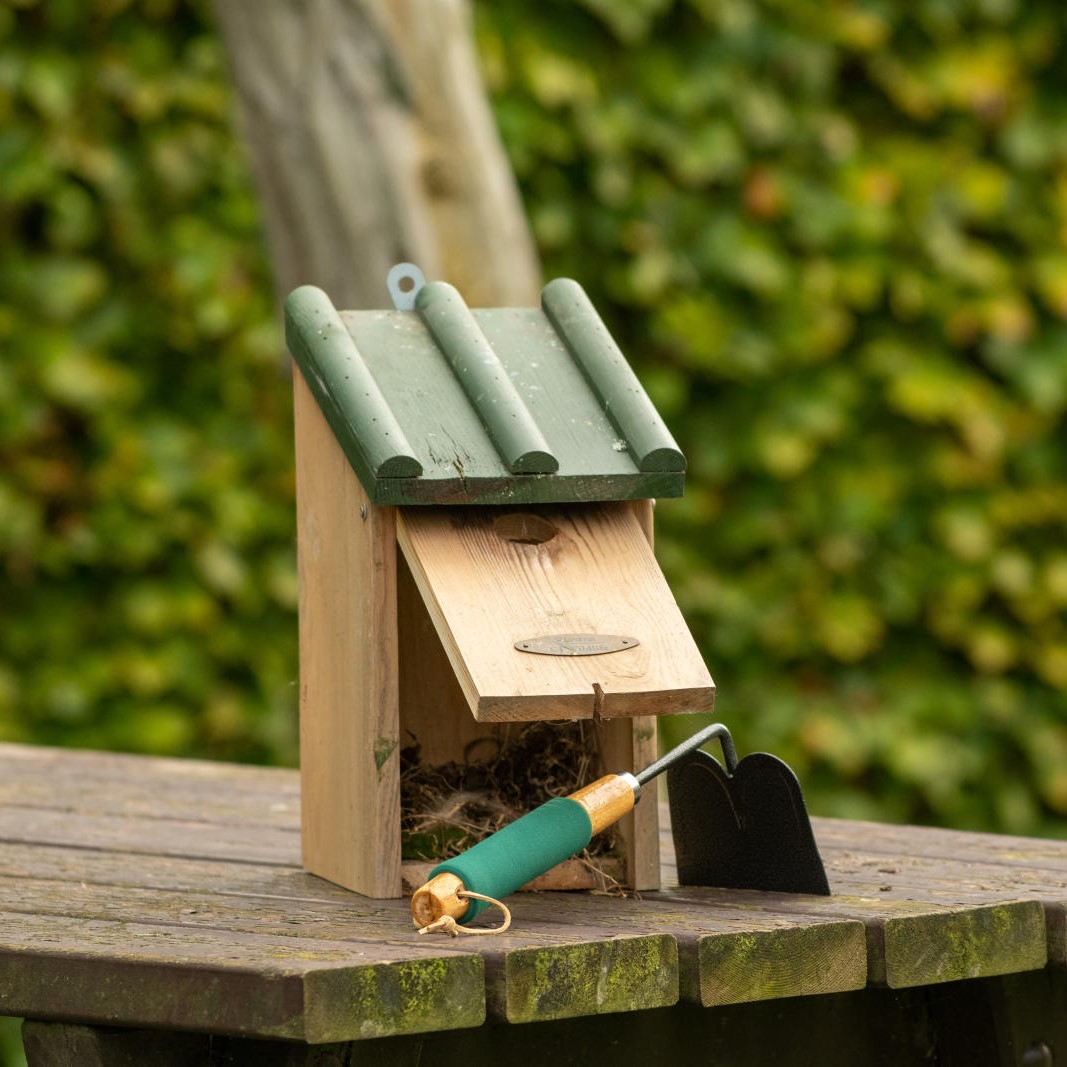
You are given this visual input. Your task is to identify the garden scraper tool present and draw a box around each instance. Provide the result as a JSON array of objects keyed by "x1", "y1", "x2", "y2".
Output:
[
  {"x1": 411, "y1": 722, "x2": 829, "y2": 931},
  {"x1": 666, "y1": 726, "x2": 830, "y2": 896}
]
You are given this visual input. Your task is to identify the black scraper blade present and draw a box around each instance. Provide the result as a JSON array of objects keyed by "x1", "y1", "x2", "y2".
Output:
[{"x1": 667, "y1": 748, "x2": 831, "y2": 895}]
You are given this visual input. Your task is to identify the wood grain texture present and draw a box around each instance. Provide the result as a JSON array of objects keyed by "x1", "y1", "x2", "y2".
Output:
[
  {"x1": 396, "y1": 502, "x2": 715, "y2": 721},
  {"x1": 654, "y1": 884, "x2": 1047, "y2": 993},
  {"x1": 599, "y1": 715, "x2": 662, "y2": 891},
  {"x1": 603, "y1": 498, "x2": 664, "y2": 892},
  {"x1": 211, "y1": 0, "x2": 541, "y2": 315},
  {"x1": 879, "y1": 900, "x2": 1046, "y2": 988},
  {"x1": 569, "y1": 775, "x2": 636, "y2": 835},
  {"x1": 489, "y1": 935, "x2": 678, "y2": 1023},
  {"x1": 686, "y1": 919, "x2": 868, "y2": 1007},
  {"x1": 294, "y1": 370, "x2": 401, "y2": 897},
  {"x1": 0, "y1": 742, "x2": 300, "y2": 825},
  {"x1": 397, "y1": 549, "x2": 489, "y2": 767},
  {"x1": 0, "y1": 805, "x2": 297, "y2": 865},
  {"x1": 816, "y1": 815, "x2": 1067, "y2": 870},
  {"x1": 1, "y1": 912, "x2": 484, "y2": 1044},
  {"x1": 5, "y1": 741, "x2": 1067, "y2": 1045}
]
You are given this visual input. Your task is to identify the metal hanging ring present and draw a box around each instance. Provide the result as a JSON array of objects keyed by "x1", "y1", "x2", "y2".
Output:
[{"x1": 387, "y1": 263, "x2": 427, "y2": 310}]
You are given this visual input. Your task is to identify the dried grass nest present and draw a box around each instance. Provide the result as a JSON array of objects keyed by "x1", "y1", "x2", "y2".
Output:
[{"x1": 400, "y1": 719, "x2": 618, "y2": 862}]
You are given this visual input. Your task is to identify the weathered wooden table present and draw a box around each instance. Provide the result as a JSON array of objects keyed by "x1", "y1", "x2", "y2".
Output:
[{"x1": 1, "y1": 742, "x2": 1065, "y2": 1066}]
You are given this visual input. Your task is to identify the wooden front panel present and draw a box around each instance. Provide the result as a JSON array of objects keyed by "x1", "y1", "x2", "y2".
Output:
[{"x1": 396, "y1": 502, "x2": 715, "y2": 722}]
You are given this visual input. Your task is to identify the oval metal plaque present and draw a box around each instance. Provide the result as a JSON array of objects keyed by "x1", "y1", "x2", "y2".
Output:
[{"x1": 514, "y1": 633, "x2": 639, "y2": 657}]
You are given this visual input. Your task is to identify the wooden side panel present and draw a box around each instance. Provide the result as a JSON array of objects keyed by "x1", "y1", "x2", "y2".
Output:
[
  {"x1": 603, "y1": 499, "x2": 663, "y2": 892},
  {"x1": 397, "y1": 551, "x2": 491, "y2": 768},
  {"x1": 396, "y1": 502, "x2": 714, "y2": 721},
  {"x1": 294, "y1": 370, "x2": 401, "y2": 898}
]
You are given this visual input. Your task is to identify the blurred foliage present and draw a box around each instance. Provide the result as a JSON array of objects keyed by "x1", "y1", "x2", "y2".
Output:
[
  {"x1": 0, "y1": 3, "x2": 1065, "y2": 1059},
  {"x1": 0, "y1": 0, "x2": 296, "y2": 764},
  {"x1": 1, "y1": 0, "x2": 1066, "y2": 849},
  {"x1": 0, "y1": 1020, "x2": 22, "y2": 1067},
  {"x1": 476, "y1": 0, "x2": 1067, "y2": 835}
]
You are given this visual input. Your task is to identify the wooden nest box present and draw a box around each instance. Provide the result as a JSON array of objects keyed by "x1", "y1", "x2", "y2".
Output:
[{"x1": 286, "y1": 267, "x2": 715, "y2": 899}]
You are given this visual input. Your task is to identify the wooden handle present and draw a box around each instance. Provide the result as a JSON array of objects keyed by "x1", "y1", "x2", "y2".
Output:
[
  {"x1": 568, "y1": 774, "x2": 638, "y2": 835},
  {"x1": 411, "y1": 871, "x2": 469, "y2": 928}
]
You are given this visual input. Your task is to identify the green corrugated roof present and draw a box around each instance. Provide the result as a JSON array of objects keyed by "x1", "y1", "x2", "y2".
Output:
[{"x1": 285, "y1": 277, "x2": 685, "y2": 506}]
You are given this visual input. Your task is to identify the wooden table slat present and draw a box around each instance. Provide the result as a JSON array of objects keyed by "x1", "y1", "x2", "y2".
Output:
[
  {"x1": 0, "y1": 911, "x2": 486, "y2": 1043},
  {"x1": 3, "y1": 742, "x2": 1067, "y2": 1044},
  {"x1": 0, "y1": 807, "x2": 298, "y2": 866}
]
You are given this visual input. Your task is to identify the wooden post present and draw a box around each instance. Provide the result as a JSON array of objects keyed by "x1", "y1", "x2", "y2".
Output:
[
  {"x1": 601, "y1": 499, "x2": 661, "y2": 891},
  {"x1": 212, "y1": 0, "x2": 541, "y2": 315}
]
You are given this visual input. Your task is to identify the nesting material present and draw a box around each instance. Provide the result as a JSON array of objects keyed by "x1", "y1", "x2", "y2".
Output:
[{"x1": 400, "y1": 720, "x2": 617, "y2": 862}]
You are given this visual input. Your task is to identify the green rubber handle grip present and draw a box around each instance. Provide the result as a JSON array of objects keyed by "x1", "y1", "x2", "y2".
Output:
[{"x1": 428, "y1": 797, "x2": 593, "y2": 922}]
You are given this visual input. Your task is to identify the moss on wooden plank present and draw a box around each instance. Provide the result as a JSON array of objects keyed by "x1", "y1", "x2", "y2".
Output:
[
  {"x1": 493, "y1": 934, "x2": 677, "y2": 1023},
  {"x1": 688, "y1": 920, "x2": 868, "y2": 1007},
  {"x1": 304, "y1": 954, "x2": 485, "y2": 1042},
  {"x1": 880, "y1": 900, "x2": 1047, "y2": 988}
]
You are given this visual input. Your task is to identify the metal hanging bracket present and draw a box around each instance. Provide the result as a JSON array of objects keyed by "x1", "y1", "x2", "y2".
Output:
[{"x1": 387, "y1": 262, "x2": 427, "y2": 310}]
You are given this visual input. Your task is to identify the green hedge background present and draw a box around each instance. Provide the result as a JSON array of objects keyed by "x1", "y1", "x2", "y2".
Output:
[
  {"x1": 1, "y1": 0, "x2": 1065, "y2": 1058},
  {"x1": 479, "y1": 0, "x2": 1067, "y2": 836},
  {"x1": 5, "y1": 0, "x2": 1067, "y2": 823},
  {"x1": 5, "y1": 0, "x2": 1067, "y2": 799}
]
